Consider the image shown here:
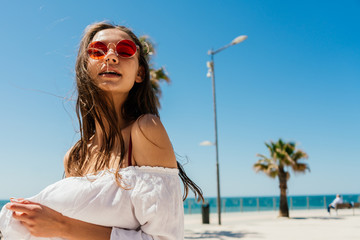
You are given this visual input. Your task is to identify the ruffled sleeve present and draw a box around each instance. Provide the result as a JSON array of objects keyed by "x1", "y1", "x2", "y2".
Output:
[{"x1": 110, "y1": 167, "x2": 184, "y2": 240}]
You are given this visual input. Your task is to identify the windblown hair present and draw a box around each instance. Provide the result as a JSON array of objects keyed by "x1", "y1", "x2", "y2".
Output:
[{"x1": 66, "y1": 22, "x2": 203, "y2": 202}]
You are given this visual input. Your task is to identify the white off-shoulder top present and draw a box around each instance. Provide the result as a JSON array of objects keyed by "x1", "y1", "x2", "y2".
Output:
[{"x1": 0, "y1": 166, "x2": 184, "y2": 240}]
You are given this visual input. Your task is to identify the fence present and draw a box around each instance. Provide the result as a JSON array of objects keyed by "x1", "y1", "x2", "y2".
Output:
[{"x1": 183, "y1": 194, "x2": 360, "y2": 214}]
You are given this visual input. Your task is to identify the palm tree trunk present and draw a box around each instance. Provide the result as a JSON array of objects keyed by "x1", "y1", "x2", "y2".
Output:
[{"x1": 278, "y1": 168, "x2": 289, "y2": 217}]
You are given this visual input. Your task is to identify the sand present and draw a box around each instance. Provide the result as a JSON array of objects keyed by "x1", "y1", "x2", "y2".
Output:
[{"x1": 184, "y1": 208, "x2": 360, "y2": 240}]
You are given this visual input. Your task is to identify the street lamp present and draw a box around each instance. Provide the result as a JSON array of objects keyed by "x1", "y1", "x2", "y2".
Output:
[{"x1": 206, "y1": 35, "x2": 247, "y2": 225}]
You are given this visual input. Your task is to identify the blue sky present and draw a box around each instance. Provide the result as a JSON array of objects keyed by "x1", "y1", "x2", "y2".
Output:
[{"x1": 0, "y1": 0, "x2": 359, "y2": 199}]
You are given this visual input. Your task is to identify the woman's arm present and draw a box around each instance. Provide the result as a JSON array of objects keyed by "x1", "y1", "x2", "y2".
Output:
[{"x1": 6, "y1": 199, "x2": 112, "y2": 240}]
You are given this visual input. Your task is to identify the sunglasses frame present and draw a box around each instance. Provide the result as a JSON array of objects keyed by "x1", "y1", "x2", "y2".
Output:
[{"x1": 87, "y1": 39, "x2": 139, "y2": 60}]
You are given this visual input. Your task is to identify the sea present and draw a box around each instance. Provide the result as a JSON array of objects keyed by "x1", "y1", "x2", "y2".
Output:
[{"x1": 1, "y1": 194, "x2": 359, "y2": 215}]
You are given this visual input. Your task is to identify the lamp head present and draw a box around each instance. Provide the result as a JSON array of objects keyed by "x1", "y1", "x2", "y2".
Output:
[{"x1": 231, "y1": 35, "x2": 248, "y2": 45}]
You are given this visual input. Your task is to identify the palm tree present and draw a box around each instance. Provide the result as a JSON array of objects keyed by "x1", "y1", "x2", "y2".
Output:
[
  {"x1": 139, "y1": 36, "x2": 171, "y2": 108},
  {"x1": 253, "y1": 139, "x2": 309, "y2": 217}
]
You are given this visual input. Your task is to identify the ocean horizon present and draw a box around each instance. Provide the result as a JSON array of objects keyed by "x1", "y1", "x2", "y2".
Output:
[{"x1": 1, "y1": 193, "x2": 359, "y2": 215}]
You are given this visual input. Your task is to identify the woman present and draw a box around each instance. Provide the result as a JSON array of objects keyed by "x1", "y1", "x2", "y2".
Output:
[{"x1": 0, "y1": 22, "x2": 203, "y2": 239}]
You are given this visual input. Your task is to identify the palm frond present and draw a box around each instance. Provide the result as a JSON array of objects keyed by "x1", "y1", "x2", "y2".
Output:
[
  {"x1": 254, "y1": 156, "x2": 279, "y2": 178},
  {"x1": 292, "y1": 163, "x2": 310, "y2": 173},
  {"x1": 256, "y1": 153, "x2": 272, "y2": 161},
  {"x1": 286, "y1": 171, "x2": 290, "y2": 181},
  {"x1": 292, "y1": 150, "x2": 309, "y2": 162},
  {"x1": 253, "y1": 163, "x2": 278, "y2": 178}
]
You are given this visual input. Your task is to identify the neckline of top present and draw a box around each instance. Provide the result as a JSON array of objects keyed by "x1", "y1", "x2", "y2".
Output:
[
  {"x1": 86, "y1": 166, "x2": 179, "y2": 177},
  {"x1": 121, "y1": 165, "x2": 179, "y2": 174}
]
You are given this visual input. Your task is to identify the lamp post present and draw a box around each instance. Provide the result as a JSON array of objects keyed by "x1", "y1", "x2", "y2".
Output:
[{"x1": 206, "y1": 35, "x2": 247, "y2": 225}]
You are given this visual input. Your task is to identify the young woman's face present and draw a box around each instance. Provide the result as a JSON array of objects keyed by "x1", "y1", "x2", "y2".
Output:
[{"x1": 87, "y1": 29, "x2": 142, "y2": 95}]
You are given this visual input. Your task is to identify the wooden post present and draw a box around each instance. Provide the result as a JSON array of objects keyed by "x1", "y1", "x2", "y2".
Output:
[
  {"x1": 307, "y1": 196, "x2": 310, "y2": 209},
  {"x1": 273, "y1": 197, "x2": 276, "y2": 211},
  {"x1": 223, "y1": 199, "x2": 226, "y2": 213},
  {"x1": 324, "y1": 196, "x2": 327, "y2": 209}
]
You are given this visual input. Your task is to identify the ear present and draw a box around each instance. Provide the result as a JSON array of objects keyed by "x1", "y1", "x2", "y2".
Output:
[{"x1": 135, "y1": 66, "x2": 145, "y2": 83}]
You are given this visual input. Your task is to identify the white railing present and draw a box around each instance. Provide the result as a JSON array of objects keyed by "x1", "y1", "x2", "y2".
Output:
[{"x1": 184, "y1": 194, "x2": 360, "y2": 214}]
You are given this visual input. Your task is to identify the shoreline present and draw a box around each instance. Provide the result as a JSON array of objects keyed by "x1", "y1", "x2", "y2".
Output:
[{"x1": 184, "y1": 208, "x2": 360, "y2": 239}]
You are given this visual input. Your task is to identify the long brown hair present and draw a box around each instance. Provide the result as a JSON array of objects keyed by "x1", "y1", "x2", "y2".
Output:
[{"x1": 66, "y1": 22, "x2": 203, "y2": 202}]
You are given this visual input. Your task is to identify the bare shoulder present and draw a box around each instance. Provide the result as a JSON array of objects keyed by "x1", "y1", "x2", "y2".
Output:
[
  {"x1": 131, "y1": 114, "x2": 177, "y2": 168},
  {"x1": 134, "y1": 114, "x2": 170, "y2": 147}
]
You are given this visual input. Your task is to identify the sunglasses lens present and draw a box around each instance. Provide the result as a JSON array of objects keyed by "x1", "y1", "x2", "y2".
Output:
[
  {"x1": 116, "y1": 40, "x2": 137, "y2": 58},
  {"x1": 88, "y1": 41, "x2": 107, "y2": 59}
]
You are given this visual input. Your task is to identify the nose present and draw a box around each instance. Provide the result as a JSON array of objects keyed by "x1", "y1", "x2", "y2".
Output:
[{"x1": 104, "y1": 49, "x2": 119, "y2": 64}]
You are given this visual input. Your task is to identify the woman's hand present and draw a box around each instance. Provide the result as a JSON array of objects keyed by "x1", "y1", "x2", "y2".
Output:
[
  {"x1": 6, "y1": 198, "x2": 112, "y2": 240},
  {"x1": 6, "y1": 198, "x2": 66, "y2": 238}
]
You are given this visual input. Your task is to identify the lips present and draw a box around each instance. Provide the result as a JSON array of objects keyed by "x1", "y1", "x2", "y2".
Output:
[{"x1": 99, "y1": 71, "x2": 122, "y2": 77}]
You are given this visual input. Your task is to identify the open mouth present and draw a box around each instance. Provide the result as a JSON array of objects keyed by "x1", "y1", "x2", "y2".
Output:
[{"x1": 99, "y1": 71, "x2": 122, "y2": 76}]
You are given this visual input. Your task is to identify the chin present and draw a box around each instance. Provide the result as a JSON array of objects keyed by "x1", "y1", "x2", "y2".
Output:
[
  {"x1": 96, "y1": 80, "x2": 133, "y2": 95},
  {"x1": 98, "y1": 81, "x2": 120, "y2": 90},
  {"x1": 99, "y1": 86, "x2": 130, "y2": 96}
]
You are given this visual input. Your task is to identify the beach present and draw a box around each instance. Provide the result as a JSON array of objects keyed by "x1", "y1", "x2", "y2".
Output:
[{"x1": 184, "y1": 208, "x2": 360, "y2": 240}]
